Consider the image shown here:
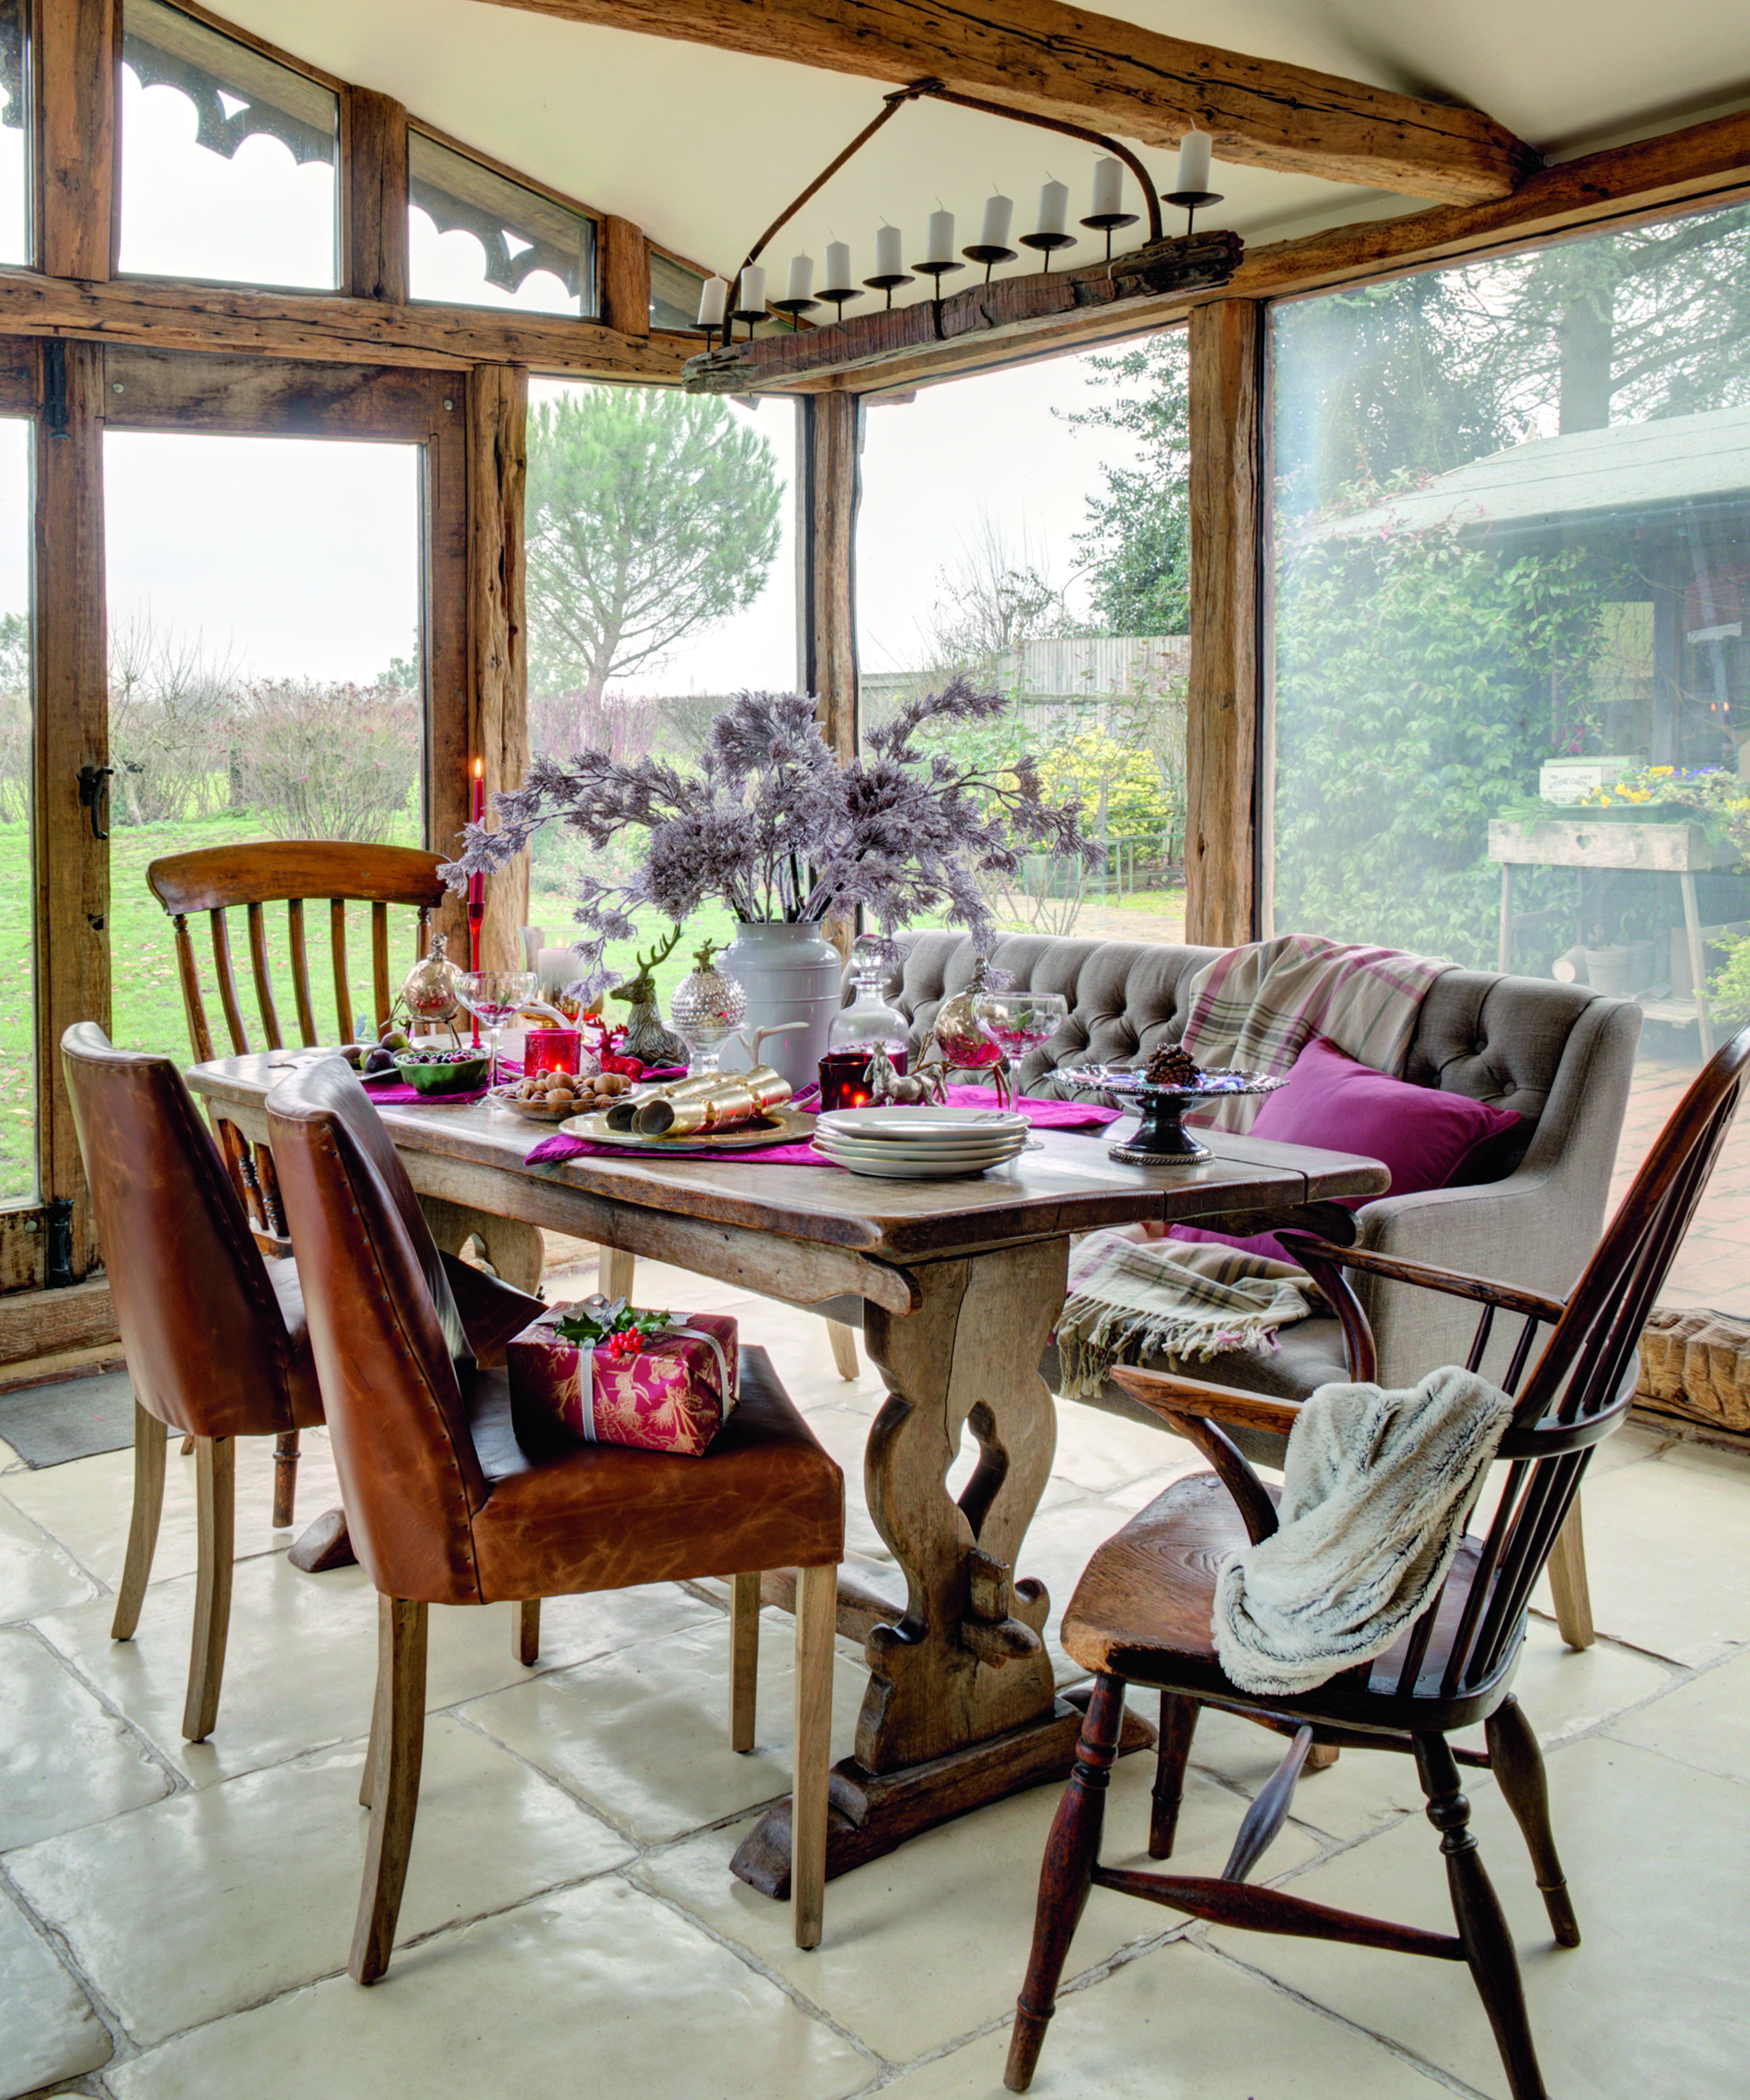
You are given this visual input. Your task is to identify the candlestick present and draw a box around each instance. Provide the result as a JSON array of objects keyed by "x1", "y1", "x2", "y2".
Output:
[
  {"x1": 730, "y1": 264, "x2": 766, "y2": 339},
  {"x1": 864, "y1": 222, "x2": 914, "y2": 307},
  {"x1": 467, "y1": 756, "x2": 486, "y2": 1012}
]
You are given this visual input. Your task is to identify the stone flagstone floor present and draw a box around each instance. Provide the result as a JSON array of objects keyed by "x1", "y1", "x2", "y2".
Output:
[{"x1": 2, "y1": 1244, "x2": 1748, "y2": 2099}]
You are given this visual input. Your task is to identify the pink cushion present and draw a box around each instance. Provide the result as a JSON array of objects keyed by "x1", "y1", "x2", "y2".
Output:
[{"x1": 1170, "y1": 1037, "x2": 1522, "y2": 1264}]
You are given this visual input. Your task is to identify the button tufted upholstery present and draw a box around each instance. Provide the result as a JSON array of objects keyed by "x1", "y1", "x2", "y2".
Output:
[{"x1": 860, "y1": 932, "x2": 1643, "y2": 1396}]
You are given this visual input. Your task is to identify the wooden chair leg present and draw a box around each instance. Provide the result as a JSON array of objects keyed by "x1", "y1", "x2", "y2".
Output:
[
  {"x1": 182, "y1": 1436, "x2": 235, "y2": 1743},
  {"x1": 179, "y1": 1432, "x2": 196, "y2": 1456},
  {"x1": 271, "y1": 1428, "x2": 300, "y2": 1530},
  {"x1": 791, "y1": 1562, "x2": 836, "y2": 1952},
  {"x1": 515, "y1": 1599, "x2": 541, "y2": 1666},
  {"x1": 1546, "y1": 1501, "x2": 1594, "y2": 1650},
  {"x1": 1417, "y1": 1734, "x2": 1550, "y2": 2100},
  {"x1": 351, "y1": 1597, "x2": 429, "y2": 1985},
  {"x1": 111, "y1": 1404, "x2": 166, "y2": 1642},
  {"x1": 1005, "y1": 1674, "x2": 1126, "y2": 2093},
  {"x1": 730, "y1": 1572, "x2": 760, "y2": 1753},
  {"x1": 1150, "y1": 1690, "x2": 1199, "y2": 1858},
  {"x1": 825, "y1": 1319, "x2": 858, "y2": 1380},
  {"x1": 1484, "y1": 1696, "x2": 1580, "y2": 1948},
  {"x1": 598, "y1": 1246, "x2": 635, "y2": 1300}
]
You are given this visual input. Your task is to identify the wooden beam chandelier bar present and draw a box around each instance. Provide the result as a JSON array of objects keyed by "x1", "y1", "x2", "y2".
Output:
[{"x1": 682, "y1": 80, "x2": 1242, "y2": 394}]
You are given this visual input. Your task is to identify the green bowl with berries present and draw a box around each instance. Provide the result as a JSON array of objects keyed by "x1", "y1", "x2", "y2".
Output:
[{"x1": 389, "y1": 1048, "x2": 490, "y2": 1096}]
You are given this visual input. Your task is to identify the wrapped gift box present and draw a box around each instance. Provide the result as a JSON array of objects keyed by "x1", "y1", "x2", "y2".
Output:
[{"x1": 508, "y1": 1301, "x2": 738, "y2": 1456}]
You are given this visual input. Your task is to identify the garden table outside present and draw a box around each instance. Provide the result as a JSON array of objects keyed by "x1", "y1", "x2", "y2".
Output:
[{"x1": 185, "y1": 1052, "x2": 1388, "y2": 1891}]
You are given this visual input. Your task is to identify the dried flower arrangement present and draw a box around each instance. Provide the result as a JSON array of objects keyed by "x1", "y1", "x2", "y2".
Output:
[{"x1": 441, "y1": 678, "x2": 1088, "y2": 995}]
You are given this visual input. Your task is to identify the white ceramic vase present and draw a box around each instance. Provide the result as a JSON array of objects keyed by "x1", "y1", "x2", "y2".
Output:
[{"x1": 716, "y1": 920, "x2": 843, "y2": 1093}]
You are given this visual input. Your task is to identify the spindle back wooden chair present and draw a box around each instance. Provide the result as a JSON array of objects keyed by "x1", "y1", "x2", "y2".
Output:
[{"x1": 1005, "y1": 1022, "x2": 1750, "y2": 2100}]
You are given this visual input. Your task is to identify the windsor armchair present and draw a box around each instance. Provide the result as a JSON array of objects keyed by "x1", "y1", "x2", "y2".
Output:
[
  {"x1": 1005, "y1": 1023, "x2": 1750, "y2": 2100},
  {"x1": 146, "y1": 842, "x2": 542, "y2": 1530}
]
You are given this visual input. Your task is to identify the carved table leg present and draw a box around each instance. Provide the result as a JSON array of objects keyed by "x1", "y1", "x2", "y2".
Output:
[{"x1": 732, "y1": 1239, "x2": 1151, "y2": 1896}]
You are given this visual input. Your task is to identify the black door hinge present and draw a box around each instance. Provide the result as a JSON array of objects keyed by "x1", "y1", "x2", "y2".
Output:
[
  {"x1": 44, "y1": 340, "x2": 69, "y2": 438},
  {"x1": 44, "y1": 1198, "x2": 74, "y2": 1289}
]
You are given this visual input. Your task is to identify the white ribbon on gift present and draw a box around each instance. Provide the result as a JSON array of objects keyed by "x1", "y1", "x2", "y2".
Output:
[{"x1": 561, "y1": 1295, "x2": 736, "y2": 1446}]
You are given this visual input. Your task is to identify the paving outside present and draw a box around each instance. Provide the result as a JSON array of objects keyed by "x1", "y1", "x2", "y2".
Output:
[{"x1": 0, "y1": 1241, "x2": 1746, "y2": 2100}]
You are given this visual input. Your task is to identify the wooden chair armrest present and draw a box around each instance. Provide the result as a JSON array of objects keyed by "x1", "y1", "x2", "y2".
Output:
[
  {"x1": 1272, "y1": 1233, "x2": 1566, "y2": 1324},
  {"x1": 1109, "y1": 1364, "x2": 1302, "y2": 1439}
]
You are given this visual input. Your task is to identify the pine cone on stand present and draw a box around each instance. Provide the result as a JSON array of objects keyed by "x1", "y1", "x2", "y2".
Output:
[{"x1": 1145, "y1": 1042, "x2": 1204, "y2": 1090}]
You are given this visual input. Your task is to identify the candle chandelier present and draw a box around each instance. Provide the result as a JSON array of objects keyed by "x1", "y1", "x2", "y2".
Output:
[{"x1": 691, "y1": 77, "x2": 1232, "y2": 352}]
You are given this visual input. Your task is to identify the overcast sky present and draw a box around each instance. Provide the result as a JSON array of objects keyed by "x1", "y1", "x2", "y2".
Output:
[{"x1": 0, "y1": 67, "x2": 1144, "y2": 697}]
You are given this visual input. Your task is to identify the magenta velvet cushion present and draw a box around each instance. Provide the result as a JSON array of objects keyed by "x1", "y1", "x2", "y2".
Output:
[{"x1": 1170, "y1": 1037, "x2": 1522, "y2": 1264}]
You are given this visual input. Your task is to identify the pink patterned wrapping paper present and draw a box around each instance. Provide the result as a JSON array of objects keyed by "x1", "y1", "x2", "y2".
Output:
[{"x1": 507, "y1": 1306, "x2": 739, "y2": 1457}]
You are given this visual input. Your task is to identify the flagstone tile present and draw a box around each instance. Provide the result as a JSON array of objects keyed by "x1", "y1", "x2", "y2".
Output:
[
  {"x1": 10, "y1": 1718, "x2": 632, "y2": 2048},
  {"x1": 1209, "y1": 1737, "x2": 1750, "y2": 2099},
  {"x1": 1605, "y1": 1645, "x2": 1750, "y2": 1783},
  {"x1": 0, "y1": 1491, "x2": 102, "y2": 1624},
  {"x1": 36, "y1": 1550, "x2": 718, "y2": 1788},
  {"x1": 879, "y1": 1938, "x2": 1446, "y2": 2098},
  {"x1": 0, "y1": 1884, "x2": 110, "y2": 2099},
  {"x1": 634, "y1": 1728, "x2": 1318, "y2": 2064},
  {"x1": 0, "y1": 1627, "x2": 168, "y2": 1851},
  {"x1": 106, "y1": 1877, "x2": 872, "y2": 2100},
  {"x1": 1049, "y1": 1400, "x2": 1194, "y2": 1495}
]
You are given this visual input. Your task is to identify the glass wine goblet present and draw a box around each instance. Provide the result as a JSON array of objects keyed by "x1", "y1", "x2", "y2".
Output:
[
  {"x1": 456, "y1": 970, "x2": 537, "y2": 1098},
  {"x1": 971, "y1": 990, "x2": 1069, "y2": 1108}
]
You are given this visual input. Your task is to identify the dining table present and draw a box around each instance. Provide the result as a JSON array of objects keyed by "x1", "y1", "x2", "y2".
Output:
[{"x1": 185, "y1": 1051, "x2": 1389, "y2": 1895}]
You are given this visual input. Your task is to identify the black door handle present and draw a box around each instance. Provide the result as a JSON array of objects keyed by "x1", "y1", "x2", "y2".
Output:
[{"x1": 77, "y1": 763, "x2": 114, "y2": 839}]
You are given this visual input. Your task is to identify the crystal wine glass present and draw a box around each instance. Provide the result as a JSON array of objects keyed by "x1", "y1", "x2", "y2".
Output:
[
  {"x1": 456, "y1": 970, "x2": 537, "y2": 1097},
  {"x1": 972, "y1": 990, "x2": 1069, "y2": 1106}
]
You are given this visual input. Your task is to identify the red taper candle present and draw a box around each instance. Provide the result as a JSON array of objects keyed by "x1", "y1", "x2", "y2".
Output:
[{"x1": 466, "y1": 757, "x2": 486, "y2": 1029}]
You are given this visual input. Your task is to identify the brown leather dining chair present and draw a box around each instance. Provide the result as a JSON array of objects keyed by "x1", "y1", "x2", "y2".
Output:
[
  {"x1": 1004, "y1": 1023, "x2": 1750, "y2": 2100},
  {"x1": 61, "y1": 1023, "x2": 545, "y2": 1743},
  {"x1": 264, "y1": 1056, "x2": 845, "y2": 1974}
]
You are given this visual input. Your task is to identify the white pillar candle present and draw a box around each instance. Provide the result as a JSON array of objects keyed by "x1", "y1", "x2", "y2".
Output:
[
  {"x1": 696, "y1": 275, "x2": 727, "y2": 326},
  {"x1": 1036, "y1": 179, "x2": 1069, "y2": 237},
  {"x1": 536, "y1": 947, "x2": 578, "y2": 995},
  {"x1": 979, "y1": 192, "x2": 1013, "y2": 248},
  {"x1": 1176, "y1": 129, "x2": 1213, "y2": 194},
  {"x1": 735, "y1": 263, "x2": 766, "y2": 314},
  {"x1": 786, "y1": 253, "x2": 815, "y2": 300},
  {"x1": 1091, "y1": 156, "x2": 1124, "y2": 217},
  {"x1": 926, "y1": 208, "x2": 955, "y2": 263},
  {"x1": 825, "y1": 240, "x2": 852, "y2": 290},
  {"x1": 874, "y1": 223, "x2": 903, "y2": 276}
]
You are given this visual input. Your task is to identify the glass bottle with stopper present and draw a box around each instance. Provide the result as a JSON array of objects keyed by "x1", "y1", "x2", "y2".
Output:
[{"x1": 821, "y1": 935, "x2": 910, "y2": 1110}]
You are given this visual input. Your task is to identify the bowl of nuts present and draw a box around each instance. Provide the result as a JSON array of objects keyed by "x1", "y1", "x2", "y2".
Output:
[{"x1": 496, "y1": 1067, "x2": 635, "y2": 1121}]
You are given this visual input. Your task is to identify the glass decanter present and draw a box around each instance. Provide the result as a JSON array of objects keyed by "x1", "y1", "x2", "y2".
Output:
[{"x1": 822, "y1": 936, "x2": 909, "y2": 1109}]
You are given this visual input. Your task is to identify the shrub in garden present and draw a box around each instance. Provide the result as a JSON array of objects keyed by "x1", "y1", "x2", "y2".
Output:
[{"x1": 229, "y1": 678, "x2": 420, "y2": 842}]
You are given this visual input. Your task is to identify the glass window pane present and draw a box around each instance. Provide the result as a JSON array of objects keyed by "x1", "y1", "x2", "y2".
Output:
[
  {"x1": 0, "y1": 419, "x2": 32, "y2": 1207},
  {"x1": 1266, "y1": 201, "x2": 1750, "y2": 1310},
  {"x1": 409, "y1": 131, "x2": 593, "y2": 318},
  {"x1": 521, "y1": 381, "x2": 793, "y2": 1004},
  {"x1": 104, "y1": 432, "x2": 423, "y2": 1060},
  {"x1": 119, "y1": 0, "x2": 339, "y2": 289},
  {"x1": 857, "y1": 345, "x2": 1191, "y2": 943},
  {"x1": 0, "y1": 1, "x2": 28, "y2": 266},
  {"x1": 650, "y1": 251, "x2": 707, "y2": 333}
]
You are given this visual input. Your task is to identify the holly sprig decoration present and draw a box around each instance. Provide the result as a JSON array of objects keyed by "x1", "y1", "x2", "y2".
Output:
[{"x1": 553, "y1": 1297, "x2": 672, "y2": 1357}]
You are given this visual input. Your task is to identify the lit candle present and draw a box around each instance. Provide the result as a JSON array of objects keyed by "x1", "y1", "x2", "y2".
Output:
[
  {"x1": 696, "y1": 275, "x2": 727, "y2": 326},
  {"x1": 874, "y1": 223, "x2": 903, "y2": 276},
  {"x1": 735, "y1": 263, "x2": 766, "y2": 315},
  {"x1": 786, "y1": 253, "x2": 815, "y2": 300},
  {"x1": 926, "y1": 208, "x2": 955, "y2": 263},
  {"x1": 1091, "y1": 156, "x2": 1124, "y2": 217},
  {"x1": 469, "y1": 755, "x2": 485, "y2": 827},
  {"x1": 979, "y1": 192, "x2": 1013, "y2": 248},
  {"x1": 1176, "y1": 129, "x2": 1213, "y2": 195},
  {"x1": 467, "y1": 757, "x2": 486, "y2": 984},
  {"x1": 1036, "y1": 179, "x2": 1069, "y2": 237},
  {"x1": 825, "y1": 239, "x2": 851, "y2": 290}
]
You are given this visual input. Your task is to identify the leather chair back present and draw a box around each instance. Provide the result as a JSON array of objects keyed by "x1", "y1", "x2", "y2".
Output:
[
  {"x1": 60, "y1": 1022, "x2": 308, "y2": 1439},
  {"x1": 266, "y1": 1056, "x2": 490, "y2": 1603}
]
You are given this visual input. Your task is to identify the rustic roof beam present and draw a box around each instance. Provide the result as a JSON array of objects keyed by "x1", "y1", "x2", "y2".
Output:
[{"x1": 480, "y1": 0, "x2": 1536, "y2": 204}]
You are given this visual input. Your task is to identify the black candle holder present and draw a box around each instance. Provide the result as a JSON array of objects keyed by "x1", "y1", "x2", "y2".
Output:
[
  {"x1": 818, "y1": 286, "x2": 864, "y2": 320},
  {"x1": 912, "y1": 257, "x2": 965, "y2": 288},
  {"x1": 962, "y1": 241, "x2": 1016, "y2": 283},
  {"x1": 1081, "y1": 209, "x2": 1138, "y2": 260},
  {"x1": 1162, "y1": 188, "x2": 1224, "y2": 239},
  {"x1": 728, "y1": 303, "x2": 768, "y2": 340},
  {"x1": 863, "y1": 270, "x2": 914, "y2": 310},
  {"x1": 771, "y1": 297, "x2": 818, "y2": 330},
  {"x1": 1018, "y1": 229, "x2": 1076, "y2": 270}
]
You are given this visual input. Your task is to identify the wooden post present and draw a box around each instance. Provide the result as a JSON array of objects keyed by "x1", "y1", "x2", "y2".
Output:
[
  {"x1": 466, "y1": 362, "x2": 530, "y2": 969},
  {"x1": 345, "y1": 88, "x2": 410, "y2": 304},
  {"x1": 803, "y1": 393, "x2": 859, "y2": 763},
  {"x1": 1185, "y1": 300, "x2": 1263, "y2": 948},
  {"x1": 36, "y1": 0, "x2": 116, "y2": 282},
  {"x1": 34, "y1": 339, "x2": 110, "y2": 1280},
  {"x1": 597, "y1": 214, "x2": 651, "y2": 338}
]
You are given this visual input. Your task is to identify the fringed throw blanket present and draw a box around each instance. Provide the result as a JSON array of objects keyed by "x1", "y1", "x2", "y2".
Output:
[
  {"x1": 1180, "y1": 933, "x2": 1452, "y2": 1132},
  {"x1": 1054, "y1": 1232, "x2": 1321, "y2": 1398},
  {"x1": 1213, "y1": 1367, "x2": 1516, "y2": 1698}
]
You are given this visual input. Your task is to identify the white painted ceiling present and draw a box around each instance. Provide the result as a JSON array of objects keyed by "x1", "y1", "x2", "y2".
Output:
[{"x1": 217, "y1": 0, "x2": 1750, "y2": 289}]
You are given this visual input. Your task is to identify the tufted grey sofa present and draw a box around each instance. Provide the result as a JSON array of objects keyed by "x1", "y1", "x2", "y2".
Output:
[{"x1": 872, "y1": 929, "x2": 1643, "y2": 1410}]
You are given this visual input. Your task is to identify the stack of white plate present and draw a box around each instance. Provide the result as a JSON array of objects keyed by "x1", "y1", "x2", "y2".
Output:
[{"x1": 812, "y1": 1105, "x2": 1032, "y2": 1179}]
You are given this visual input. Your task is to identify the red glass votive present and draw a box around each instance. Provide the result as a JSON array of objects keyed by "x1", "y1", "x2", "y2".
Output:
[
  {"x1": 524, "y1": 1028, "x2": 581, "y2": 1078},
  {"x1": 817, "y1": 1047, "x2": 906, "y2": 1111}
]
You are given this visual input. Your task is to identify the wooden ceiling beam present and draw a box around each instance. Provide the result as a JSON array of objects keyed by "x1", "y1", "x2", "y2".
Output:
[{"x1": 481, "y1": 0, "x2": 1534, "y2": 203}]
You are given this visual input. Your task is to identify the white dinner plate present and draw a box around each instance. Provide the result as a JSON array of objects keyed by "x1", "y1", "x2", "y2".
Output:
[
  {"x1": 811, "y1": 1144, "x2": 1025, "y2": 1180},
  {"x1": 813, "y1": 1134, "x2": 1028, "y2": 1168},
  {"x1": 817, "y1": 1106, "x2": 1030, "y2": 1142}
]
